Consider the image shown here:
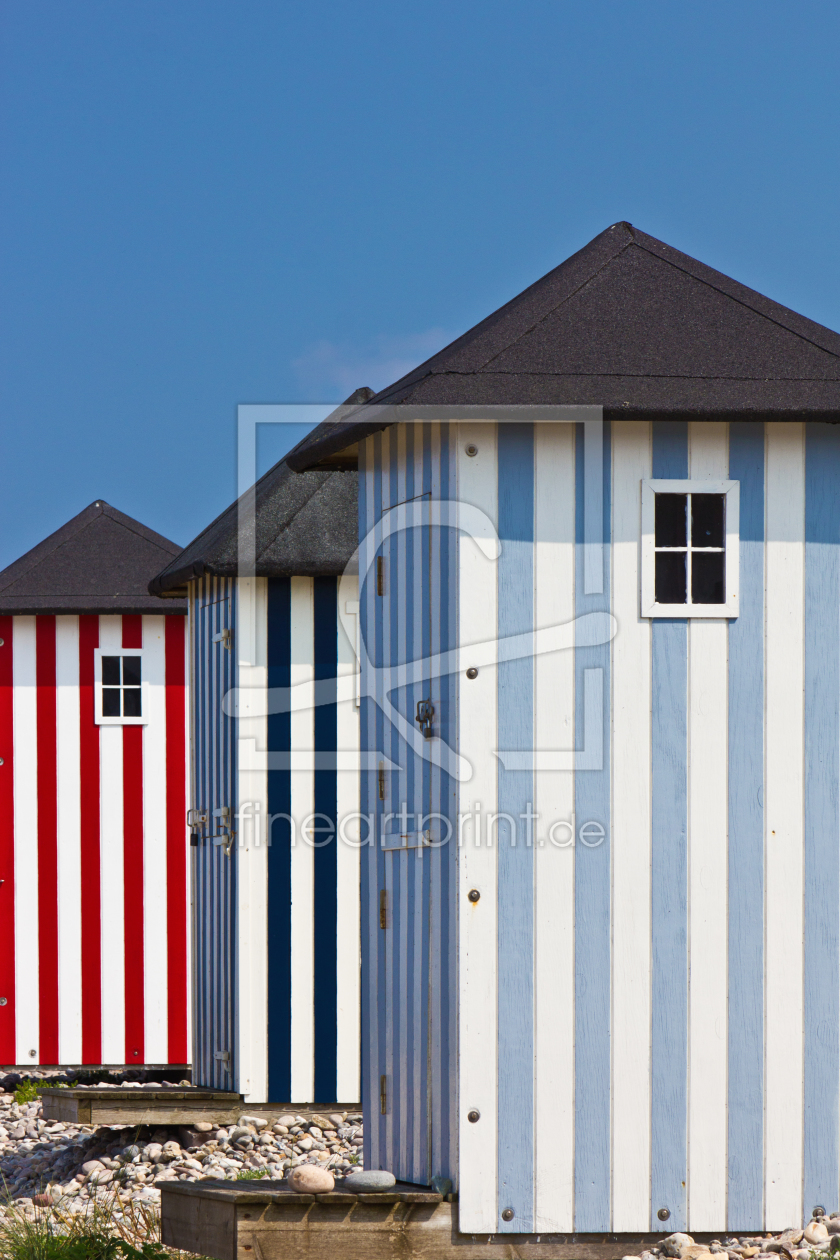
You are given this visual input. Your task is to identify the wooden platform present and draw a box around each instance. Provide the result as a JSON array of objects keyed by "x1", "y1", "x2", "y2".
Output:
[
  {"x1": 39, "y1": 1088, "x2": 244, "y2": 1127},
  {"x1": 161, "y1": 1181, "x2": 719, "y2": 1260}
]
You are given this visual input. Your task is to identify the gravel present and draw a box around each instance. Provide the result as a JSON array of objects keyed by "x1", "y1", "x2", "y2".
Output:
[{"x1": 0, "y1": 1086, "x2": 364, "y2": 1217}]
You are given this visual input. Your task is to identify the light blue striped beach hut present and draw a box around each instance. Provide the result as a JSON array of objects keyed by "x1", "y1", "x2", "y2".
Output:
[
  {"x1": 150, "y1": 454, "x2": 361, "y2": 1105},
  {"x1": 285, "y1": 222, "x2": 840, "y2": 1234}
]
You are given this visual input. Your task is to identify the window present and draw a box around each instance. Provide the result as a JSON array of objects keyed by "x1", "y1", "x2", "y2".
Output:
[
  {"x1": 641, "y1": 480, "x2": 739, "y2": 618},
  {"x1": 93, "y1": 650, "x2": 147, "y2": 725}
]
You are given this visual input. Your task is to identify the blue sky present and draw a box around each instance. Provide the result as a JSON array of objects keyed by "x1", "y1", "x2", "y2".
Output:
[{"x1": 2, "y1": 0, "x2": 839, "y2": 566}]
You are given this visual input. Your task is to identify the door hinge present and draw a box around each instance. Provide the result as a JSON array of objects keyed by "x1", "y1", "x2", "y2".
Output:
[
  {"x1": 212, "y1": 628, "x2": 232, "y2": 650},
  {"x1": 378, "y1": 761, "x2": 386, "y2": 801},
  {"x1": 379, "y1": 889, "x2": 387, "y2": 929},
  {"x1": 380, "y1": 1074, "x2": 387, "y2": 1115},
  {"x1": 214, "y1": 1050, "x2": 230, "y2": 1069},
  {"x1": 415, "y1": 698, "x2": 434, "y2": 739},
  {"x1": 376, "y1": 556, "x2": 385, "y2": 596}
]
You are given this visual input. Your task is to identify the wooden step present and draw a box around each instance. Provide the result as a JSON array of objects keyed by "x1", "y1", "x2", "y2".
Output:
[
  {"x1": 161, "y1": 1181, "x2": 723, "y2": 1260},
  {"x1": 39, "y1": 1087, "x2": 243, "y2": 1127}
]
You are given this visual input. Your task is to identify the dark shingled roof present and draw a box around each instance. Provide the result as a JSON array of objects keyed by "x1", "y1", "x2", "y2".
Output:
[
  {"x1": 285, "y1": 221, "x2": 840, "y2": 471},
  {"x1": 0, "y1": 501, "x2": 187, "y2": 616},
  {"x1": 149, "y1": 459, "x2": 357, "y2": 594}
]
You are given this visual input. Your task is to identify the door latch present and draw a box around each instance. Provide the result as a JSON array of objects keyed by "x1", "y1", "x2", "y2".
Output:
[
  {"x1": 415, "y1": 699, "x2": 434, "y2": 739},
  {"x1": 209, "y1": 806, "x2": 236, "y2": 857},
  {"x1": 212, "y1": 628, "x2": 232, "y2": 650}
]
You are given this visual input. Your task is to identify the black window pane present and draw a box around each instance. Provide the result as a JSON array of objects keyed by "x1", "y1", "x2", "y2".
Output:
[
  {"x1": 656, "y1": 551, "x2": 687, "y2": 603},
  {"x1": 692, "y1": 552, "x2": 725, "y2": 604},
  {"x1": 123, "y1": 688, "x2": 142, "y2": 717},
  {"x1": 122, "y1": 656, "x2": 142, "y2": 686},
  {"x1": 692, "y1": 494, "x2": 725, "y2": 548},
  {"x1": 102, "y1": 689, "x2": 121, "y2": 717},
  {"x1": 655, "y1": 494, "x2": 687, "y2": 547},
  {"x1": 102, "y1": 656, "x2": 121, "y2": 686}
]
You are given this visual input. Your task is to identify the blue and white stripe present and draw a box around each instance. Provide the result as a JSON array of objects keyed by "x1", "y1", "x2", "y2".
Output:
[
  {"x1": 368, "y1": 416, "x2": 840, "y2": 1233},
  {"x1": 360, "y1": 422, "x2": 458, "y2": 1187},
  {"x1": 191, "y1": 573, "x2": 360, "y2": 1104}
]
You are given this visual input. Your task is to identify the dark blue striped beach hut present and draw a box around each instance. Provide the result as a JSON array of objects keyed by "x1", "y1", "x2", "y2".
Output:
[{"x1": 151, "y1": 455, "x2": 360, "y2": 1105}]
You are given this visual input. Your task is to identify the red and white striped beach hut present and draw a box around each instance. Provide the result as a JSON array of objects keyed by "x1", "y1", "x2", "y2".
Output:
[{"x1": 0, "y1": 501, "x2": 190, "y2": 1070}]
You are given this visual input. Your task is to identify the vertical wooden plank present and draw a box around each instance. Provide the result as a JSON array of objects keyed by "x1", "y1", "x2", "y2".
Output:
[
  {"x1": 165, "y1": 614, "x2": 189, "y2": 1066},
  {"x1": 0, "y1": 619, "x2": 16, "y2": 1063},
  {"x1": 686, "y1": 423, "x2": 729, "y2": 1230},
  {"x1": 122, "y1": 615, "x2": 145, "y2": 1066},
  {"x1": 496, "y1": 421, "x2": 535, "y2": 1233},
  {"x1": 78, "y1": 615, "x2": 101, "y2": 1065},
  {"x1": 267, "y1": 576, "x2": 292, "y2": 1101},
  {"x1": 36, "y1": 615, "x2": 59, "y2": 1064},
  {"x1": 727, "y1": 422, "x2": 765, "y2": 1231},
  {"x1": 335, "y1": 574, "x2": 360, "y2": 1104},
  {"x1": 237, "y1": 577, "x2": 268, "y2": 1101},
  {"x1": 765, "y1": 422, "x2": 805, "y2": 1229},
  {"x1": 98, "y1": 615, "x2": 125, "y2": 1066},
  {"x1": 13, "y1": 618, "x2": 38, "y2": 1064},
  {"x1": 611, "y1": 421, "x2": 652, "y2": 1232},
  {"x1": 142, "y1": 615, "x2": 169, "y2": 1066},
  {"x1": 289, "y1": 576, "x2": 315, "y2": 1101},
  {"x1": 313, "y1": 576, "x2": 338, "y2": 1103},
  {"x1": 532, "y1": 420, "x2": 576, "y2": 1232},
  {"x1": 650, "y1": 421, "x2": 688, "y2": 1231},
  {"x1": 803, "y1": 423, "x2": 840, "y2": 1216},
  {"x1": 55, "y1": 615, "x2": 82, "y2": 1065},
  {"x1": 574, "y1": 419, "x2": 612, "y2": 1231},
  {"x1": 460, "y1": 423, "x2": 498, "y2": 1229}
]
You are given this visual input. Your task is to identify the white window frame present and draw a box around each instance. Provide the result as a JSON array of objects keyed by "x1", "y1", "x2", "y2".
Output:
[
  {"x1": 641, "y1": 479, "x2": 739, "y2": 619},
  {"x1": 93, "y1": 648, "x2": 149, "y2": 726}
]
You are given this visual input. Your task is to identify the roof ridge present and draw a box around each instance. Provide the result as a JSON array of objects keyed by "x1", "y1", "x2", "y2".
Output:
[{"x1": 630, "y1": 230, "x2": 840, "y2": 360}]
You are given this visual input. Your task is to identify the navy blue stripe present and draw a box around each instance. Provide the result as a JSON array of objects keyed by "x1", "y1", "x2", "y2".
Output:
[
  {"x1": 574, "y1": 419, "x2": 612, "y2": 1231},
  {"x1": 727, "y1": 423, "x2": 765, "y2": 1228},
  {"x1": 313, "y1": 576, "x2": 339, "y2": 1102},
  {"x1": 358, "y1": 441, "x2": 376, "y2": 1167},
  {"x1": 266, "y1": 577, "x2": 293, "y2": 1102},
  {"x1": 650, "y1": 421, "x2": 688, "y2": 1230},
  {"x1": 804, "y1": 423, "x2": 840, "y2": 1214},
  {"x1": 496, "y1": 422, "x2": 535, "y2": 1232}
]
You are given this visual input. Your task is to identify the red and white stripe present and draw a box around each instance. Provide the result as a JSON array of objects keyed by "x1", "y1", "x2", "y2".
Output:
[{"x1": 0, "y1": 614, "x2": 189, "y2": 1067}]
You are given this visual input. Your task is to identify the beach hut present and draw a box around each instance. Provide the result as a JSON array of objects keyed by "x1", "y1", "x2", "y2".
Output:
[
  {"x1": 284, "y1": 221, "x2": 840, "y2": 1235},
  {"x1": 0, "y1": 500, "x2": 190, "y2": 1070},
  {"x1": 150, "y1": 455, "x2": 361, "y2": 1106}
]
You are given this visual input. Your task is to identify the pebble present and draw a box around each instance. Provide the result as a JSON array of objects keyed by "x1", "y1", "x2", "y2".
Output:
[
  {"x1": 0, "y1": 1079, "x2": 363, "y2": 1215},
  {"x1": 806, "y1": 1223, "x2": 830, "y2": 1246},
  {"x1": 343, "y1": 1170, "x2": 396, "y2": 1191},
  {"x1": 287, "y1": 1165, "x2": 335, "y2": 1192}
]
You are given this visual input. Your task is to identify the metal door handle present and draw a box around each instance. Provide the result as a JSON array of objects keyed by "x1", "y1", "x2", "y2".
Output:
[{"x1": 415, "y1": 699, "x2": 434, "y2": 740}]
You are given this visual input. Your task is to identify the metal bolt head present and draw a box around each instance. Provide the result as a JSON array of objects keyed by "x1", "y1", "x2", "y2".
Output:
[
  {"x1": 466, "y1": 667, "x2": 478, "y2": 679},
  {"x1": 501, "y1": 1208, "x2": 514, "y2": 1222},
  {"x1": 467, "y1": 1109, "x2": 480, "y2": 1123},
  {"x1": 468, "y1": 889, "x2": 480, "y2": 903},
  {"x1": 814, "y1": 1207, "x2": 827, "y2": 1219},
  {"x1": 465, "y1": 444, "x2": 478, "y2": 457},
  {"x1": 28, "y1": 1049, "x2": 36, "y2": 1058},
  {"x1": 657, "y1": 1207, "x2": 670, "y2": 1221},
  {"x1": 0, "y1": 997, "x2": 6, "y2": 1006}
]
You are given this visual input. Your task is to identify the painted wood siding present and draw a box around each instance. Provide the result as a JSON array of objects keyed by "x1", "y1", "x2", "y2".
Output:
[
  {"x1": 347, "y1": 418, "x2": 840, "y2": 1234},
  {"x1": 362, "y1": 418, "x2": 839, "y2": 1232},
  {"x1": 0, "y1": 613, "x2": 189, "y2": 1067},
  {"x1": 360, "y1": 423, "x2": 458, "y2": 1187},
  {"x1": 190, "y1": 575, "x2": 360, "y2": 1104}
]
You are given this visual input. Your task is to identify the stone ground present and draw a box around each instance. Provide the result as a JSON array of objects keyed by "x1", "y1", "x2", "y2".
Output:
[
  {"x1": 0, "y1": 1074, "x2": 363, "y2": 1220},
  {"x1": 624, "y1": 1219, "x2": 840, "y2": 1260}
]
